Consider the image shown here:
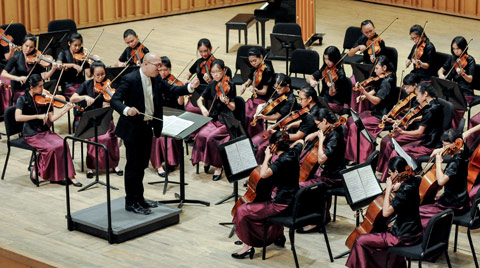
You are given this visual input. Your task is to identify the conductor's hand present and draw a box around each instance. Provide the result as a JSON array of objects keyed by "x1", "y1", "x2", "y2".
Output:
[{"x1": 127, "y1": 107, "x2": 140, "y2": 116}]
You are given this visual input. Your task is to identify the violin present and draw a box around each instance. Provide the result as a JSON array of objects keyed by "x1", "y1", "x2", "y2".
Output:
[
  {"x1": 200, "y1": 55, "x2": 215, "y2": 79},
  {"x1": 250, "y1": 63, "x2": 267, "y2": 98},
  {"x1": 26, "y1": 52, "x2": 62, "y2": 68},
  {"x1": 73, "y1": 48, "x2": 101, "y2": 64},
  {"x1": 345, "y1": 166, "x2": 412, "y2": 249},
  {"x1": 389, "y1": 100, "x2": 428, "y2": 137},
  {"x1": 299, "y1": 116, "x2": 347, "y2": 183},
  {"x1": 322, "y1": 66, "x2": 338, "y2": 85},
  {"x1": 0, "y1": 80, "x2": 11, "y2": 90},
  {"x1": 454, "y1": 53, "x2": 468, "y2": 71},
  {"x1": 250, "y1": 94, "x2": 287, "y2": 127},
  {"x1": 366, "y1": 36, "x2": 382, "y2": 57},
  {"x1": 0, "y1": 28, "x2": 19, "y2": 50},
  {"x1": 130, "y1": 43, "x2": 146, "y2": 65},
  {"x1": 94, "y1": 79, "x2": 116, "y2": 102},
  {"x1": 418, "y1": 138, "x2": 464, "y2": 205},
  {"x1": 263, "y1": 107, "x2": 310, "y2": 139},
  {"x1": 166, "y1": 74, "x2": 184, "y2": 86},
  {"x1": 34, "y1": 91, "x2": 84, "y2": 111},
  {"x1": 378, "y1": 92, "x2": 416, "y2": 129},
  {"x1": 353, "y1": 72, "x2": 392, "y2": 91},
  {"x1": 215, "y1": 73, "x2": 230, "y2": 100},
  {"x1": 412, "y1": 41, "x2": 426, "y2": 69}
]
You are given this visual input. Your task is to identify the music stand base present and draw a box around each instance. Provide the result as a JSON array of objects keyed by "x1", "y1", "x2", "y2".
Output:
[
  {"x1": 78, "y1": 179, "x2": 118, "y2": 192},
  {"x1": 215, "y1": 193, "x2": 235, "y2": 205},
  {"x1": 219, "y1": 222, "x2": 236, "y2": 238},
  {"x1": 160, "y1": 192, "x2": 210, "y2": 208},
  {"x1": 334, "y1": 250, "x2": 351, "y2": 259},
  {"x1": 305, "y1": 33, "x2": 324, "y2": 47}
]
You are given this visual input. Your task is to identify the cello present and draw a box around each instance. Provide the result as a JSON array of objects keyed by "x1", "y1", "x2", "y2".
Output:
[{"x1": 467, "y1": 143, "x2": 480, "y2": 192}]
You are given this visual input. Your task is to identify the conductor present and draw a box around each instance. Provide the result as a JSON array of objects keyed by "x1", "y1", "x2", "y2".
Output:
[{"x1": 111, "y1": 52, "x2": 200, "y2": 214}]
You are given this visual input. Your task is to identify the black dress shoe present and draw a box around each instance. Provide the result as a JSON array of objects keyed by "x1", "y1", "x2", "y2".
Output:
[
  {"x1": 114, "y1": 169, "x2": 123, "y2": 176},
  {"x1": 273, "y1": 234, "x2": 286, "y2": 247},
  {"x1": 86, "y1": 171, "x2": 94, "y2": 179},
  {"x1": 212, "y1": 168, "x2": 223, "y2": 181},
  {"x1": 70, "y1": 179, "x2": 83, "y2": 187},
  {"x1": 139, "y1": 199, "x2": 158, "y2": 209},
  {"x1": 29, "y1": 166, "x2": 38, "y2": 185},
  {"x1": 296, "y1": 225, "x2": 321, "y2": 234},
  {"x1": 231, "y1": 247, "x2": 255, "y2": 259},
  {"x1": 125, "y1": 203, "x2": 152, "y2": 215},
  {"x1": 157, "y1": 171, "x2": 166, "y2": 177},
  {"x1": 204, "y1": 165, "x2": 210, "y2": 174}
]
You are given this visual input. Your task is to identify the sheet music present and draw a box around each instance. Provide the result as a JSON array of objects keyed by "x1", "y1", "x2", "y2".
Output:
[
  {"x1": 391, "y1": 138, "x2": 418, "y2": 170},
  {"x1": 162, "y1": 115, "x2": 194, "y2": 137},
  {"x1": 358, "y1": 166, "x2": 382, "y2": 198},
  {"x1": 343, "y1": 165, "x2": 382, "y2": 204},
  {"x1": 343, "y1": 170, "x2": 365, "y2": 204},
  {"x1": 224, "y1": 138, "x2": 257, "y2": 175}
]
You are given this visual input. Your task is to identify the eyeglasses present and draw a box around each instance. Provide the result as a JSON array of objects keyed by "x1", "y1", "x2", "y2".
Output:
[
  {"x1": 147, "y1": 62, "x2": 162, "y2": 68},
  {"x1": 93, "y1": 73, "x2": 106, "y2": 78},
  {"x1": 211, "y1": 70, "x2": 223, "y2": 75},
  {"x1": 274, "y1": 86, "x2": 285, "y2": 91},
  {"x1": 296, "y1": 96, "x2": 308, "y2": 102}
]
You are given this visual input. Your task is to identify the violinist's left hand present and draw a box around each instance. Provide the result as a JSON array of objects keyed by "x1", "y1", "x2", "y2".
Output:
[
  {"x1": 203, "y1": 73, "x2": 212, "y2": 83},
  {"x1": 190, "y1": 77, "x2": 200, "y2": 90},
  {"x1": 370, "y1": 55, "x2": 375, "y2": 63},
  {"x1": 219, "y1": 94, "x2": 229, "y2": 104},
  {"x1": 415, "y1": 59, "x2": 423, "y2": 68},
  {"x1": 456, "y1": 67, "x2": 465, "y2": 75}
]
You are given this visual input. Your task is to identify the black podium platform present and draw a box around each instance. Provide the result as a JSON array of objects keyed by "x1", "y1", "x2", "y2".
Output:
[{"x1": 70, "y1": 197, "x2": 181, "y2": 243}]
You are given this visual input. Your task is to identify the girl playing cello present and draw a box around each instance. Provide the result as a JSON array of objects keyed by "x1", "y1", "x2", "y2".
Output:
[{"x1": 346, "y1": 156, "x2": 422, "y2": 268}]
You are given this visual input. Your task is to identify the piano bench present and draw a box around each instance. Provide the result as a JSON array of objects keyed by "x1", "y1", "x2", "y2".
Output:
[{"x1": 226, "y1": 13, "x2": 259, "y2": 53}]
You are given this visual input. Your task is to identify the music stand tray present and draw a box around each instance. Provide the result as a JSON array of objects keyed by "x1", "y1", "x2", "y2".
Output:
[
  {"x1": 37, "y1": 30, "x2": 70, "y2": 58},
  {"x1": 269, "y1": 33, "x2": 304, "y2": 74},
  {"x1": 350, "y1": 63, "x2": 374, "y2": 83},
  {"x1": 431, "y1": 77, "x2": 467, "y2": 111}
]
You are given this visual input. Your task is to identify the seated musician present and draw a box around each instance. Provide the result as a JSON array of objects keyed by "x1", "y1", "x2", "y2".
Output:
[
  {"x1": 344, "y1": 55, "x2": 397, "y2": 164},
  {"x1": 231, "y1": 131, "x2": 301, "y2": 259},
  {"x1": 283, "y1": 86, "x2": 320, "y2": 142},
  {"x1": 70, "y1": 61, "x2": 122, "y2": 179},
  {"x1": 419, "y1": 129, "x2": 470, "y2": 228},
  {"x1": 191, "y1": 59, "x2": 236, "y2": 181},
  {"x1": 149, "y1": 56, "x2": 184, "y2": 177},
  {"x1": 438, "y1": 36, "x2": 475, "y2": 129},
  {"x1": 240, "y1": 47, "x2": 274, "y2": 138},
  {"x1": 251, "y1": 73, "x2": 299, "y2": 163},
  {"x1": 348, "y1": 20, "x2": 386, "y2": 64},
  {"x1": 115, "y1": 29, "x2": 149, "y2": 67},
  {"x1": 15, "y1": 74, "x2": 81, "y2": 186},
  {"x1": 307, "y1": 46, "x2": 351, "y2": 114},
  {"x1": 406, "y1": 24, "x2": 436, "y2": 81},
  {"x1": 0, "y1": 31, "x2": 16, "y2": 115},
  {"x1": 346, "y1": 156, "x2": 422, "y2": 268},
  {"x1": 377, "y1": 81, "x2": 443, "y2": 182},
  {"x1": 298, "y1": 108, "x2": 346, "y2": 231}
]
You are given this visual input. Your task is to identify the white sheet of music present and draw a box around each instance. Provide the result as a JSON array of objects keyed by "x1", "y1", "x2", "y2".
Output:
[
  {"x1": 343, "y1": 165, "x2": 382, "y2": 204},
  {"x1": 343, "y1": 170, "x2": 365, "y2": 204},
  {"x1": 358, "y1": 166, "x2": 382, "y2": 198},
  {"x1": 224, "y1": 138, "x2": 257, "y2": 175},
  {"x1": 162, "y1": 115, "x2": 194, "y2": 137}
]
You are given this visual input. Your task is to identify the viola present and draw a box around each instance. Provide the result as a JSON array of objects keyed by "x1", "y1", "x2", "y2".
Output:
[
  {"x1": 418, "y1": 138, "x2": 463, "y2": 205},
  {"x1": 345, "y1": 166, "x2": 412, "y2": 249},
  {"x1": 94, "y1": 79, "x2": 116, "y2": 102},
  {"x1": 263, "y1": 107, "x2": 310, "y2": 139},
  {"x1": 366, "y1": 36, "x2": 382, "y2": 57},
  {"x1": 200, "y1": 55, "x2": 215, "y2": 78},
  {"x1": 378, "y1": 92, "x2": 416, "y2": 129},
  {"x1": 130, "y1": 43, "x2": 146, "y2": 65},
  {"x1": 389, "y1": 100, "x2": 428, "y2": 137},
  {"x1": 34, "y1": 91, "x2": 84, "y2": 111},
  {"x1": 73, "y1": 48, "x2": 101, "y2": 64},
  {"x1": 166, "y1": 74, "x2": 184, "y2": 86},
  {"x1": 454, "y1": 53, "x2": 468, "y2": 71},
  {"x1": 353, "y1": 72, "x2": 391, "y2": 91},
  {"x1": 0, "y1": 28, "x2": 18, "y2": 50},
  {"x1": 250, "y1": 94, "x2": 287, "y2": 127}
]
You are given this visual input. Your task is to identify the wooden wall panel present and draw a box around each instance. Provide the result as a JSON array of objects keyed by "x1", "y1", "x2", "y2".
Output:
[
  {"x1": 296, "y1": 0, "x2": 315, "y2": 43},
  {"x1": 360, "y1": 0, "x2": 480, "y2": 20}
]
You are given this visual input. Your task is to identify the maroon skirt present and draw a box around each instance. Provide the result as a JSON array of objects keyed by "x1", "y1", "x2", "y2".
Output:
[
  {"x1": 419, "y1": 202, "x2": 467, "y2": 229},
  {"x1": 452, "y1": 95, "x2": 473, "y2": 130},
  {"x1": 185, "y1": 99, "x2": 202, "y2": 114},
  {"x1": 344, "y1": 111, "x2": 382, "y2": 163},
  {"x1": 191, "y1": 120, "x2": 230, "y2": 168},
  {"x1": 467, "y1": 111, "x2": 480, "y2": 149},
  {"x1": 150, "y1": 136, "x2": 182, "y2": 168},
  {"x1": 63, "y1": 83, "x2": 81, "y2": 100},
  {"x1": 245, "y1": 98, "x2": 266, "y2": 138},
  {"x1": 328, "y1": 102, "x2": 347, "y2": 114},
  {"x1": 233, "y1": 201, "x2": 288, "y2": 247},
  {"x1": 24, "y1": 131, "x2": 76, "y2": 181},
  {"x1": 86, "y1": 121, "x2": 120, "y2": 170}
]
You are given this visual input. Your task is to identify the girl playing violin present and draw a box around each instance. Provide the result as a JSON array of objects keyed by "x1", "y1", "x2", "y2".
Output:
[
  {"x1": 1, "y1": 34, "x2": 60, "y2": 104},
  {"x1": 70, "y1": 61, "x2": 122, "y2": 179},
  {"x1": 438, "y1": 36, "x2": 476, "y2": 129},
  {"x1": 348, "y1": 20, "x2": 386, "y2": 64},
  {"x1": 406, "y1": 24, "x2": 436, "y2": 81},
  {"x1": 231, "y1": 131, "x2": 301, "y2": 260},
  {"x1": 297, "y1": 108, "x2": 346, "y2": 230},
  {"x1": 240, "y1": 47, "x2": 274, "y2": 137},
  {"x1": 344, "y1": 55, "x2": 397, "y2": 164},
  {"x1": 346, "y1": 156, "x2": 422, "y2": 268},
  {"x1": 377, "y1": 81, "x2": 444, "y2": 182},
  {"x1": 308, "y1": 46, "x2": 351, "y2": 114},
  {"x1": 419, "y1": 129, "x2": 470, "y2": 228},
  {"x1": 150, "y1": 56, "x2": 184, "y2": 177},
  {"x1": 15, "y1": 74, "x2": 81, "y2": 186},
  {"x1": 0, "y1": 31, "x2": 15, "y2": 117},
  {"x1": 250, "y1": 73, "x2": 299, "y2": 163},
  {"x1": 116, "y1": 29, "x2": 150, "y2": 67},
  {"x1": 282, "y1": 86, "x2": 320, "y2": 141},
  {"x1": 191, "y1": 59, "x2": 236, "y2": 181},
  {"x1": 57, "y1": 33, "x2": 93, "y2": 99}
]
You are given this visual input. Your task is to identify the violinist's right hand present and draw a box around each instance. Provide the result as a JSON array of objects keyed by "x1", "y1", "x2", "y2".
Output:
[
  {"x1": 127, "y1": 107, "x2": 140, "y2": 116},
  {"x1": 358, "y1": 45, "x2": 367, "y2": 53},
  {"x1": 309, "y1": 79, "x2": 318, "y2": 88},
  {"x1": 240, "y1": 83, "x2": 247, "y2": 95},
  {"x1": 17, "y1": 76, "x2": 27, "y2": 85},
  {"x1": 405, "y1": 59, "x2": 412, "y2": 68},
  {"x1": 85, "y1": 96, "x2": 95, "y2": 107},
  {"x1": 386, "y1": 176, "x2": 393, "y2": 191},
  {"x1": 439, "y1": 74, "x2": 445, "y2": 79},
  {"x1": 200, "y1": 107, "x2": 209, "y2": 117},
  {"x1": 386, "y1": 117, "x2": 395, "y2": 124}
]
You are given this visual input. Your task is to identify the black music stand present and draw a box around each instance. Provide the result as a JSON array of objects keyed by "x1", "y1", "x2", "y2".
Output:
[
  {"x1": 431, "y1": 77, "x2": 468, "y2": 111},
  {"x1": 157, "y1": 107, "x2": 212, "y2": 208},
  {"x1": 37, "y1": 30, "x2": 70, "y2": 58},
  {"x1": 269, "y1": 33, "x2": 304, "y2": 75},
  {"x1": 351, "y1": 63, "x2": 374, "y2": 83},
  {"x1": 350, "y1": 108, "x2": 377, "y2": 164},
  {"x1": 334, "y1": 161, "x2": 383, "y2": 259},
  {"x1": 105, "y1": 66, "x2": 139, "y2": 88},
  {"x1": 239, "y1": 56, "x2": 252, "y2": 82},
  {"x1": 75, "y1": 107, "x2": 118, "y2": 192}
]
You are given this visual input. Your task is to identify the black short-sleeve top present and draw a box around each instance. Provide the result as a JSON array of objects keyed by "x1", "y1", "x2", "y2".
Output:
[
  {"x1": 437, "y1": 148, "x2": 470, "y2": 210},
  {"x1": 268, "y1": 90, "x2": 299, "y2": 121},
  {"x1": 390, "y1": 176, "x2": 422, "y2": 237},
  {"x1": 407, "y1": 39, "x2": 436, "y2": 81},
  {"x1": 57, "y1": 49, "x2": 88, "y2": 88},
  {"x1": 248, "y1": 64, "x2": 274, "y2": 101},
  {"x1": 118, "y1": 43, "x2": 149, "y2": 66},
  {"x1": 353, "y1": 34, "x2": 386, "y2": 64},
  {"x1": 442, "y1": 55, "x2": 476, "y2": 96},
  {"x1": 418, "y1": 99, "x2": 443, "y2": 148},
  {"x1": 16, "y1": 92, "x2": 52, "y2": 136},
  {"x1": 371, "y1": 73, "x2": 398, "y2": 119},
  {"x1": 313, "y1": 66, "x2": 351, "y2": 106},
  {"x1": 201, "y1": 79, "x2": 236, "y2": 124},
  {"x1": 75, "y1": 80, "x2": 106, "y2": 112},
  {"x1": 4, "y1": 50, "x2": 44, "y2": 92},
  {"x1": 270, "y1": 142, "x2": 301, "y2": 205},
  {"x1": 297, "y1": 104, "x2": 319, "y2": 136},
  {"x1": 322, "y1": 127, "x2": 346, "y2": 178}
]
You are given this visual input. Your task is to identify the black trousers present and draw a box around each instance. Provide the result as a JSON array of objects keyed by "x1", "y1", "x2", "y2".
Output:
[{"x1": 123, "y1": 122, "x2": 153, "y2": 205}]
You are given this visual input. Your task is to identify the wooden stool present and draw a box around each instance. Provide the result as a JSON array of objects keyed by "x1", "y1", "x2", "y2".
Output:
[{"x1": 225, "y1": 13, "x2": 259, "y2": 53}]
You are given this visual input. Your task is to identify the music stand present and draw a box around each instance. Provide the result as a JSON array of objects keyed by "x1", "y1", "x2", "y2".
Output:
[
  {"x1": 75, "y1": 107, "x2": 118, "y2": 192},
  {"x1": 350, "y1": 63, "x2": 374, "y2": 83},
  {"x1": 431, "y1": 77, "x2": 468, "y2": 111},
  {"x1": 238, "y1": 56, "x2": 252, "y2": 82},
  {"x1": 105, "y1": 66, "x2": 139, "y2": 89},
  {"x1": 269, "y1": 33, "x2": 304, "y2": 75},
  {"x1": 37, "y1": 30, "x2": 70, "y2": 58},
  {"x1": 391, "y1": 137, "x2": 419, "y2": 172},
  {"x1": 350, "y1": 108, "x2": 377, "y2": 164}
]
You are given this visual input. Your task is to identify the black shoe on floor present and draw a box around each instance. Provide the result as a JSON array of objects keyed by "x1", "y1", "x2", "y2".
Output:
[
  {"x1": 29, "y1": 166, "x2": 38, "y2": 185},
  {"x1": 113, "y1": 168, "x2": 123, "y2": 176},
  {"x1": 70, "y1": 179, "x2": 83, "y2": 187},
  {"x1": 212, "y1": 168, "x2": 223, "y2": 181},
  {"x1": 273, "y1": 234, "x2": 286, "y2": 247},
  {"x1": 125, "y1": 202, "x2": 152, "y2": 215},
  {"x1": 86, "y1": 171, "x2": 94, "y2": 179},
  {"x1": 231, "y1": 247, "x2": 255, "y2": 259},
  {"x1": 157, "y1": 171, "x2": 166, "y2": 177},
  {"x1": 139, "y1": 199, "x2": 158, "y2": 209}
]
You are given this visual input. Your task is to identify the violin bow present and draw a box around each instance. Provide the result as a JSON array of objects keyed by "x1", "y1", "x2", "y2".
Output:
[
  {"x1": 202, "y1": 46, "x2": 220, "y2": 78},
  {"x1": 207, "y1": 69, "x2": 227, "y2": 114},
  {"x1": 25, "y1": 37, "x2": 54, "y2": 83},
  {"x1": 77, "y1": 28, "x2": 104, "y2": 76},
  {"x1": 367, "y1": 17, "x2": 398, "y2": 59},
  {"x1": 1, "y1": 20, "x2": 14, "y2": 36},
  {"x1": 412, "y1": 21, "x2": 428, "y2": 67},
  {"x1": 43, "y1": 68, "x2": 65, "y2": 124},
  {"x1": 251, "y1": 51, "x2": 270, "y2": 87},
  {"x1": 171, "y1": 58, "x2": 194, "y2": 85},
  {"x1": 444, "y1": 38, "x2": 473, "y2": 79},
  {"x1": 124, "y1": 28, "x2": 155, "y2": 66}
]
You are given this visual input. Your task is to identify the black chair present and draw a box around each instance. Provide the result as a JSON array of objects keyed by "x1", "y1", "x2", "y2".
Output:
[
  {"x1": 467, "y1": 64, "x2": 480, "y2": 127},
  {"x1": 383, "y1": 46, "x2": 398, "y2": 72},
  {"x1": 431, "y1": 52, "x2": 451, "y2": 77},
  {"x1": 262, "y1": 182, "x2": 334, "y2": 267},
  {"x1": 289, "y1": 49, "x2": 319, "y2": 90},
  {"x1": 1, "y1": 106, "x2": 39, "y2": 186},
  {"x1": 341, "y1": 26, "x2": 363, "y2": 65},
  {"x1": 386, "y1": 209, "x2": 454, "y2": 268},
  {"x1": 452, "y1": 192, "x2": 480, "y2": 268},
  {"x1": 48, "y1": 19, "x2": 77, "y2": 33},
  {"x1": 328, "y1": 150, "x2": 379, "y2": 222},
  {"x1": 0, "y1": 23, "x2": 27, "y2": 46}
]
